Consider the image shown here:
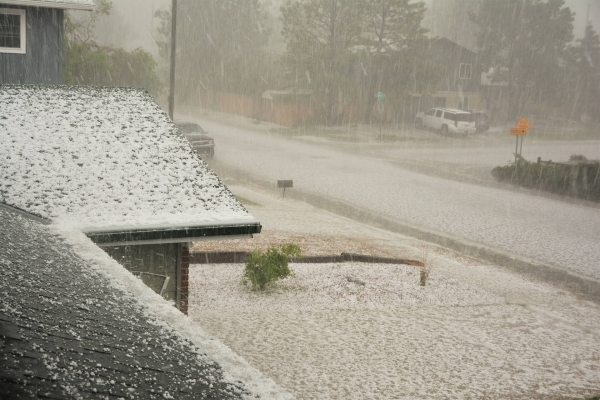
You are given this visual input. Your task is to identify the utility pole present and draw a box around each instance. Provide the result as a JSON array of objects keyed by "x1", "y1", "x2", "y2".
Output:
[{"x1": 168, "y1": 0, "x2": 177, "y2": 120}]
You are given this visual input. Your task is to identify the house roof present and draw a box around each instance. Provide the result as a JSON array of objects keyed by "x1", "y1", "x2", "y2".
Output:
[
  {"x1": 432, "y1": 37, "x2": 477, "y2": 55},
  {"x1": 0, "y1": 85, "x2": 261, "y2": 243},
  {"x1": 0, "y1": 205, "x2": 250, "y2": 399},
  {"x1": 0, "y1": 208, "x2": 247, "y2": 399},
  {"x1": 0, "y1": 0, "x2": 95, "y2": 11}
]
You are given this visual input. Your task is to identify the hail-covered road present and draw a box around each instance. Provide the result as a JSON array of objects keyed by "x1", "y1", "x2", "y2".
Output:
[{"x1": 193, "y1": 116, "x2": 600, "y2": 282}]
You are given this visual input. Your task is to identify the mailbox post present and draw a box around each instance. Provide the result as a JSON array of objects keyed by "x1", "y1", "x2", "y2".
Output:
[
  {"x1": 375, "y1": 92, "x2": 386, "y2": 142},
  {"x1": 277, "y1": 180, "x2": 293, "y2": 198}
]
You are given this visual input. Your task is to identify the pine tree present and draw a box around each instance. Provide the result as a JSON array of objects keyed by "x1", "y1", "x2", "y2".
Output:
[
  {"x1": 570, "y1": 22, "x2": 600, "y2": 122},
  {"x1": 281, "y1": 0, "x2": 363, "y2": 124},
  {"x1": 155, "y1": 0, "x2": 272, "y2": 100},
  {"x1": 470, "y1": 0, "x2": 574, "y2": 122}
]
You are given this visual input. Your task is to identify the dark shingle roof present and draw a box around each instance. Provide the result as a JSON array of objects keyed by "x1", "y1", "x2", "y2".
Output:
[{"x1": 0, "y1": 206, "x2": 249, "y2": 399}]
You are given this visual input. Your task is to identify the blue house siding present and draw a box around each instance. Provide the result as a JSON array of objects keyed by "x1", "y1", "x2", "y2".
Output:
[{"x1": 0, "y1": 6, "x2": 63, "y2": 85}]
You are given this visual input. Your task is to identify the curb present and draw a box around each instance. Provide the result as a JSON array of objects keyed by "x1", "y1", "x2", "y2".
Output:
[
  {"x1": 212, "y1": 161, "x2": 600, "y2": 305},
  {"x1": 190, "y1": 251, "x2": 424, "y2": 267}
]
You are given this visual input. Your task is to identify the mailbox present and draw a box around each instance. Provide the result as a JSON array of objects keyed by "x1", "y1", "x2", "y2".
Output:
[{"x1": 277, "y1": 180, "x2": 293, "y2": 188}]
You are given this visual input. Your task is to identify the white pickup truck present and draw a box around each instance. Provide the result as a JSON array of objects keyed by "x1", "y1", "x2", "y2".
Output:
[{"x1": 415, "y1": 108, "x2": 476, "y2": 136}]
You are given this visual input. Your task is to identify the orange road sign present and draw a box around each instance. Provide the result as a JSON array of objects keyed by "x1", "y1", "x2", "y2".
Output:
[
  {"x1": 516, "y1": 117, "x2": 530, "y2": 131},
  {"x1": 510, "y1": 128, "x2": 523, "y2": 135},
  {"x1": 510, "y1": 117, "x2": 530, "y2": 135}
]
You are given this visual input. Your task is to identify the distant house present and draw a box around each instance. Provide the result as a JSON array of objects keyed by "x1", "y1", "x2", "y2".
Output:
[
  {"x1": 412, "y1": 37, "x2": 484, "y2": 112},
  {"x1": 0, "y1": 0, "x2": 94, "y2": 85},
  {"x1": 261, "y1": 88, "x2": 314, "y2": 127},
  {"x1": 0, "y1": 85, "x2": 262, "y2": 314}
]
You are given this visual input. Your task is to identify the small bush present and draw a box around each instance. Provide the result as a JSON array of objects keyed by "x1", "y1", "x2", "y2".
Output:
[
  {"x1": 242, "y1": 244, "x2": 303, "y2": 291},
  {"x1": 419, "y1": 247, "x2": 432, "y2": 287},
  {"x1": 569, "y1": 154, "x2": 588, "y2": 162},
  {"x1": 491, "y1": 155, "x2": 600, "y2": 202}
]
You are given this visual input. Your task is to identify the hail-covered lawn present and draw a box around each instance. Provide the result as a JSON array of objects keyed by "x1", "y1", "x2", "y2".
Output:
[
  {"x1": 189, "y1": 260, "x2": 600, "y2": 400},
  {"x1": 0, "y1": 86, "x2": 253, "y2": 230},
  {"x1": 188, "y1": 185, "x2": 600, "y2": 400}
]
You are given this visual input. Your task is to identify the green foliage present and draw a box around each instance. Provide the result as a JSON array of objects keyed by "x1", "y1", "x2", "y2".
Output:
[
  {"x1": 64, "y1": 0, "x2": 112, "y2": 44},
  {"x1": 419, "y1": 268, "x2": 429, "y2": 286},
  {"x1": 63, "y1": 0, "x2": 163, "y2": 96},
  {"x1": 281, "y1": 0, "x2": 364, "y2": 124},
  {"x1": 281, "y1": 0, "x2": 428, "y2": 124},
  {"x1": 568, "y1": 22, "x2": 600, "y2": 123},
  {"x1": 419, "y1": 247, "x2": 430, "y2": 286},
  {"x1": 470, "y1": 0, "x2": 575, "y2": 122},
  {"x1": 242, "y1": 244, "x2": 303, "y2": 291},
  {"x1": 64, "y1": 43, "x2": 163, "y2": 95},
  {"x1": 154, "y1": 0, "x2": 273, "y2": 100},
  {"x1": 491, "y1": 156, "x2": 600, "y2": 202}
]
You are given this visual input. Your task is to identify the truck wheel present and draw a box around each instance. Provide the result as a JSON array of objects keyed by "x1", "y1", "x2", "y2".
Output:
[{"x1": 441, "y1": 125, "x2": 448, "y2": 137}]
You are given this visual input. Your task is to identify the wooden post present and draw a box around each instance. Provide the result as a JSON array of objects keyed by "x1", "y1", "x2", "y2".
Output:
[{"x1": 168, "y1": 0, "x2": 178, "y2": 120}]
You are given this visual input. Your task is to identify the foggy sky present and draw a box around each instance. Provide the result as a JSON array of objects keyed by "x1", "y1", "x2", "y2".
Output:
[{"x1": 93, "y1": 0, "x2": 599, "y2": 57}]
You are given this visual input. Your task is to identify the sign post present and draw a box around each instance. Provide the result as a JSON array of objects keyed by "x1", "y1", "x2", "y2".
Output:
[
  {"x1": 375, "y1": 92, "x2": 386, "y2": 142},
  {"x1": 277, "y1": 180, "x2": 293, "y2": 198},
  {"x1": 510, "y1": 117, "x2": 530, "y2": 163}
]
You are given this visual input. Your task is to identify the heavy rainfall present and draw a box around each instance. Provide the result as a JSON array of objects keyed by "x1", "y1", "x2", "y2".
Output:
[{"x1": 1, "y1": 0, "x2": 600, "y2": 399}]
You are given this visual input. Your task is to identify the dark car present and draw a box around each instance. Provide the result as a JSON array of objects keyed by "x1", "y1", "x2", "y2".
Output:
[
  {"x1": 467, "y1": 109, "x2": 490, "y2": 133},
  {"x1": 175, "y1": 122, "x2": 215, "y2": 160}
]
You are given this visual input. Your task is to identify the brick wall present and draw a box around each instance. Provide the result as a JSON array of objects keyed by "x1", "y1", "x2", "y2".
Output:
[
  {"x1": 102, "y1": 243, "x2": 191, "y2": 315},
  {"x1": 179, "y1": 244, "x2": 190, "y2": 315}
]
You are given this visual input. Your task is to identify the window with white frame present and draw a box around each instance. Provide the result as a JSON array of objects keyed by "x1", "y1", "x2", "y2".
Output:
[
  {"x1": 459, "y1": 63, "x2": 472, "y2": 80},
  {"x1": 0, "y1": 8, "x2": 26, "y2": 54}
]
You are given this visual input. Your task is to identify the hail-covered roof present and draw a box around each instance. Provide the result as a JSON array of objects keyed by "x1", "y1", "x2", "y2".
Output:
[
  {"x1": 0, "y1": 205, "x2": 252, "y2": 399},
  {"x1": 0, "y1": 0, "x2": 95, "y2": 11},
  {"x1": 0, "y1": 85, "x2": 257, "y2": 234}
]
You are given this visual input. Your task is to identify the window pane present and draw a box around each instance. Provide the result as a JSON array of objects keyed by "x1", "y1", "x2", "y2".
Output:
[
  {"x1": 454, "y1": 113, "x2": 473, "y2": 122},
  {"x1": 0, "y1": 13, "x2": 21, "y2": 48}
]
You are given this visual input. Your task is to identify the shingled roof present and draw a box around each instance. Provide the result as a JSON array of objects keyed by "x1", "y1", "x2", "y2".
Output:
[
  {"x1": 0, "y1": 205, "x2": 252, "y2": 399},
  {"x1": 0, "y1": 0, "x2": 95, "y2": 10},
  {"x1": 0, "y1": 85, "x2": 261, "y2": 244},
  {"x1": 1, "y1": 201, "x2": 296, "y2": 399}
]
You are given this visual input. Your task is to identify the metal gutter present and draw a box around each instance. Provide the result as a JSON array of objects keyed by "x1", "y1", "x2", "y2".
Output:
[
  {"x1": 0, "y1": 0, "x2": 95, "y2": 10},
  {"x1": 96, "y1": 234, "x2": 254, "y2": 247},
  {"x1": 81, "y1": 219, "x2": 261, "y2": 234},
  {"x1": 86, "y1": 222, "x2": 262, "y2": 245}
]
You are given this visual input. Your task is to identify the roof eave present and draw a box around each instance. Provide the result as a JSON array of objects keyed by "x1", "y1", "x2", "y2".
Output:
[
  {"x1": 85, "y1": 222, "x2": 262, "y2": 245},
  {"x1": 0, "y1": 0, "x2": 95, "y2": 11}
]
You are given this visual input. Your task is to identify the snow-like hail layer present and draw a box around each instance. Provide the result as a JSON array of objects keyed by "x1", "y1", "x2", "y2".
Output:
[
  {"x1": 0, "y1": 86, "x2": 254, "y2": 230},
  {"x1": 54, "y1": 224, "x2": 294, "y2": 400},
  {"x1": 189, "y1": 262, "x2": 600, "y2": 400}
]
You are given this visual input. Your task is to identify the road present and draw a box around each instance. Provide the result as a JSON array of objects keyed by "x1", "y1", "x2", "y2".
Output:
[{"x1": 191, "y1": 114, "x2": 600, "y2": 282}]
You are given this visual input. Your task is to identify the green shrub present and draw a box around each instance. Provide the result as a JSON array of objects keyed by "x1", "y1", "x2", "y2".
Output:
[
  {"x1": 419, "y1": 247, "x2": 431, "y2": 286},
  {"x1": 242, "y1": 244, "x2": 303, "y2": 291},
  {"x1": 491, "y1": 155, "x2": 600, "y2": 202}
]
